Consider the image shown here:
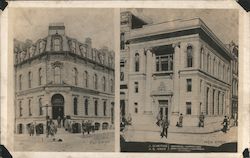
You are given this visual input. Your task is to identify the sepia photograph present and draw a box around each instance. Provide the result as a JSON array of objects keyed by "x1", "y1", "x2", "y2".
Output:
[
  {"x1": 10, "y1": 8, "x2": 115, "y2": 152},
  {"x1": 120, "y1": 8, "x2": 239, "y2": 152}
]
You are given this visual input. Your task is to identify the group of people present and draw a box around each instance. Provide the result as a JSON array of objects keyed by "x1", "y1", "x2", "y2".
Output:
[
  {"x1": 46, "y1": 118, "x2": 57, "y2": 138},
  {"x1": 81, "y1": 120, "x2": 94, "y2": 135}
]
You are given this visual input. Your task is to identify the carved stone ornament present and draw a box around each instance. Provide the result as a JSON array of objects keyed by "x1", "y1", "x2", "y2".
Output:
[
  {"x1": 51, "y1": 61, "x2": 63, "y2": 68},
  {"x1": 158, "y1": 82, "x2": 166, "y2": 92}
]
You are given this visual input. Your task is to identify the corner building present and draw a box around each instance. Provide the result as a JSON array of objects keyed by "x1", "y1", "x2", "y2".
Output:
[
  {"x1": 120, "y1": 11, "x2": 237, "y2": 132},
  {"x1": 14, "y1": 24, "x2": 115, "y2": 134}
]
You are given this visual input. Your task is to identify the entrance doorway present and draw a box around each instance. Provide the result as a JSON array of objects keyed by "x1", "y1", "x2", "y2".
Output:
[
  {"x1": 51, "y1": 94, "x2": 64, "y2": 120},
  {"x1": 159, "y1": 100, "x2": 168, "y2": 120}
]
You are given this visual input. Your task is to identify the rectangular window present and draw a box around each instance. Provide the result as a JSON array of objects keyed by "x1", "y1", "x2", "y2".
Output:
[
  {"x1": 28, "y1": 100, "x2": 32, "y2": 116},
  {"x1": 120, "y1": 62, "x2": 125, "y2": 81},
  {"x1": 54, "y1": 39, "x2": 60, "y2": 51},
  {"x1": 134, "y1": 102, "x2": 138, "y2": 113},
  {"x1": 187, "y1": 79, "x2": 192, "y2": 92},
  {"x1": 103, "y1": 101, "x2": 107, "y2": 116},
  {"x1": 156, "y1": 54, "x2": 173, "y2": 72},
  {"x1": 120, "y1": 33, "x2": 125, "y2": 50},
  {"x1": 134, "y1": 82, "x2": 139, "y2": 93},
  {"x1": 186, "y1": 102, "x2": 192, "y2": 115},
  {"x1": 19, "y1": 101, "x2": 22, "y2": 117}
]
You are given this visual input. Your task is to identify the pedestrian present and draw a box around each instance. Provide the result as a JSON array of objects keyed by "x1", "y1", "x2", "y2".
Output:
[
  {"x1": 198, "y1": 112, "x2": 205, "y2": 128},
  {"x1": 46, "y1": 118, "x2": 50, "y2": 137},
  {"x1": 178, "y1": 113, "x2": 183, "y2": 127},
  {"x1": 160, "y1": 117, "x2": 169, "y2": 138},
  {"x1": 57, "y1": 116, "x2": 61, "y2": 128},
  {"x1": 63, "y1": 115, "x2": 66, "y2": 128},
  {"x1": 222, "y1": 116, "x2": 228, "y2": 133},
  {"x1": 156, "y1": 112, "x2": 162, "y2": 127},
  {"x1": 234, "y1": 113, "x2": 238, "y2": 126}
]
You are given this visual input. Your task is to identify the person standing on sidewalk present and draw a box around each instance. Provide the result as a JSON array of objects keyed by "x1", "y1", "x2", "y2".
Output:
[
  {"x1": 222, "y1": 116, "x2": 228, "y2": 133},
  {"x1": 178, "y1": 113, "x2": 183, "y2": 127},
  {"x1": 198, "y1": 112, "x2": 205, "y2": 127},
  {"x1": 161, "y1": 117, "x2": 169, "y2": 139}
]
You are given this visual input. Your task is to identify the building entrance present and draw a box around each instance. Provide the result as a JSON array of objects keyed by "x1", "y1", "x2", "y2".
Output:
[
  {"x1": 51, "y1": 94, "x2": 64, "y2": 120},
  {"x1": 159, "y1": 100, "x2": 168, "y2": 120}
]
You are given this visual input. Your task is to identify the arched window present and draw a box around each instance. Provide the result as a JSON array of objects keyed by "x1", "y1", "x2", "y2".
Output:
[
  {"x1": 94, "y1": 100, "x2": 98, "y2": 116},
  {"x1": 28, "y1": 71, "x2": 32, "y2": 88},
  {"x1": 39, "y1": 41, "x2": 44, "y2": 53},
  {"x1": 54, "y1": 66, "x2": 61, "y2": 84},
  {"x1": 187, "y1": 45, "x2": 193, "y2": 67},
  {"x1": 84, "y1": 99, "x2": 88, "y2": 115},
  {"x1": 38, "y1": 68, "x2": 42, "y2": 85},
  {"x1": 19, "y1": 100, "x2": 22, "y2": 117},
  {"x1": 84, "y1": 71, "x2": 88, "y2": 88},
  {"x1": 102, "y1": 76, "x2": 106, "y2": 91},
  {"x1": 135, "y1": 53, "x2": 140, "y2": 72},
  {"x1": 94, "y1": 74, "x2": 98, "y2": 89},
  {"x1": 53, "y1": 38, "x2": 61, "y2": 51},
  {"x1": 103, "y1": 101, "x2": 107, "y2": 116},
  {"x1": 39, "y1": 98, "x2": 43, "y2": 115},
  {"x1": 74, "y1": 97, "x2": 78, "y2": 115},
  {"x1": 19, "y1": 74, "x2": 22, "y2": 90},
  {"x1": 71, "y1": 41, "x2": 76, "y2": 53},
  {"x1": 73, "y1": 68, "x2": 78, "y2": 86},
  {"x1": 28, "y1": 99, "x2": 32, "y2": 116},
  {"x1": 80, "y1": 45, "x2": 87, "y2": 57}
]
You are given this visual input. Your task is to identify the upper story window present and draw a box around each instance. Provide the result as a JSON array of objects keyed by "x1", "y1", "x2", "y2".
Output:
[
  {"x1": 39, "y1": 98, "x2": 43, "y2": 116},
  {"x1": 134, "y1": 82, "x2": 139, "y2": 93},
  {"x1": 19, "y1": 74, "x2": 22, "y2": 90},
  {"x1": 102, "y1": 76, "x2": 106, "y2": 91},
  {"x1": 80, "y1": 45, "x2": 87, "y2": 57},
  {"x1": 110, "y1": 79, "x2": 114, "y2": 93},
  {"x1": 94, "y1": 74, "x2": 98, "y2": 89},
  {"x1": 71, "y1": 41, "x2": 76, "y2": 53},
  {"x1": 73, "y1": 97, "x2": 78, "y2": 115},
  {"x1": 120, "y1": 62, "x2": 125, "y2": 81},
  {"x1": 187, "y1": 45, "x2": 193, "y2": 67},
  {"x1": 39, "y1": 41, "x2": 43, "y2": 53},
  {"x1": 103, "y1": 101, "x2": 107, "y2": 116},
  {"x1": 135, "y1": 53, "x2": 140, "y2": 72},
  {"x1": 84, "y1": 99, "x2": 88, "y2": 115},
  {"x1": 28, "y1": 71, "x2": 32, "y2": 88},
  {"x1": 28, "y1": 99, "x2": 32, "y2": 116},
  {"x1": 120, "y1": 33, "x2": 125, "y2": 50},
  {"x1": 54, "y1": 66, "x2": 61, "y2": 84},
  {"x1": 187, "y1": 79, "x2": 192, "y2": 92},
  {"x1": 38, "y1": 68, "x2": 42, "y2": 86},
  {"x1": 94, "y1": 100, "x2": 98, "y2": 116},
  {"x1": 73, "y1": 68, "x2": 78, "y2": 86},
  {"x1": 156, "y1": 54, "x2": 173, "y2": 71},
  {"x1": 19, "y1": 100, "x2": 22, "y2": 117},
  {"x1": 53, "y1": 38, "x2": 61, "y2": 51},
  {"x1": 84, "y1": 71, "x2": 88, "y2": 88}
]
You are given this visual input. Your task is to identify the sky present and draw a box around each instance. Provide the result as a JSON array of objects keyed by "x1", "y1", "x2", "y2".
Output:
[
  {"x1": 11, "y1": 8, "x2": 115, "y2": 50},
  {"x1": 124, "y1": 8, "x2": 239, "y2": 45}
]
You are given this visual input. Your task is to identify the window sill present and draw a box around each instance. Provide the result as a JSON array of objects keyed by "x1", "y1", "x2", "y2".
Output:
[{"x1": 153, "y1": 71, "x2": 173, "y2": 76}]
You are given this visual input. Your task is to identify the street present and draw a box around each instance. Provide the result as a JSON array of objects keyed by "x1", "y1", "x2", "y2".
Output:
[{"x1": 14, "y1": 128, "x2": 115, "y2": 152}]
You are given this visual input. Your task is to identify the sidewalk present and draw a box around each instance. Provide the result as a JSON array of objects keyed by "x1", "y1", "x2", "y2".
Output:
[{"x1": 122, "y1": 126, "x2": 237, "y2": 147}]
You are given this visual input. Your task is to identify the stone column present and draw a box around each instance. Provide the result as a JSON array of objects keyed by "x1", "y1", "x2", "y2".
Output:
[
  {"x1": 144, "y1": 49, "x2": 153, "y2": 114},
  {"x1": 172, "y1": 42, "x2": 181, "y2": 114},
  {"x1": 214, "y1": 90, "x2": 218, "y2": 115}
]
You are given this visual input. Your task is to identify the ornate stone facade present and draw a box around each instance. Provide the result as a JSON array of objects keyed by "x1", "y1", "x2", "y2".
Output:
[
  {"x1": 120, "y1": 11, "x2": 238, "y2": 133},
  {"x1": 14, "y1": 23, "x2": 115, "y2": 134}
]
